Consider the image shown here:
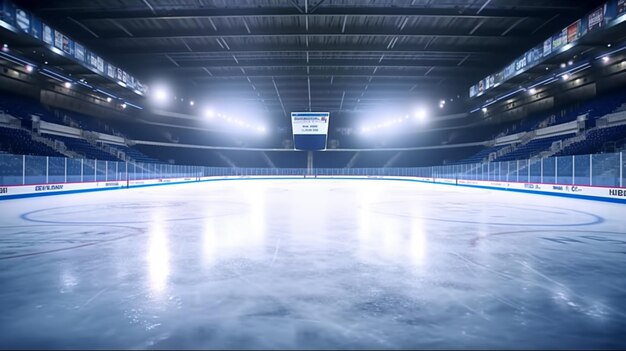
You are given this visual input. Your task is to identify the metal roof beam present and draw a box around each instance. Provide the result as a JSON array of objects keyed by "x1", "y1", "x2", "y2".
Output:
[
  {"x1": 37, "y1": 7, "x2": 563, "y2": 21},
  {"x1": 185, "y1": 73, "x2": 475, "y2": 79},
  {"x1": 130, "y1": 58, "x2": 486, "y2": 69},
  {"x1": 111, "y1": 46, "x2": 511, "y2": 56},
  {"x1": 84, "y1": 29, "x2": 524, "y2": 41},
  {"x1": 196, "y1": 82, "x2": 425, "y2": 88}
]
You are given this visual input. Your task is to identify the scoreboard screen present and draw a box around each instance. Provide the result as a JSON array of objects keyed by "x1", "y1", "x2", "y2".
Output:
[{"x1": 291, "y1": 112, "x2": 330, "y2": 151}]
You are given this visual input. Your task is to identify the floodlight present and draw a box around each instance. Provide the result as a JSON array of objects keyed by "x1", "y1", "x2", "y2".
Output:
[
  {"x1": 414, "y1": 108, "x2": 427, "y2": 121},
  {"x1": 154, "y1": 86, "x2": 169, "y2": 101}
]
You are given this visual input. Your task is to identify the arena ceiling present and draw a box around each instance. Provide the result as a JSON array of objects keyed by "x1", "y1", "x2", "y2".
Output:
[{"x1": 11, "y1": 0, "x2": 608, "y2": 117}]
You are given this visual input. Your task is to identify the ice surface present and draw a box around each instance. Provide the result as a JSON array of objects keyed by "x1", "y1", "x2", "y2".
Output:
[{"x1": 0, "y1": 179, "x2": 625, "y2": 349}]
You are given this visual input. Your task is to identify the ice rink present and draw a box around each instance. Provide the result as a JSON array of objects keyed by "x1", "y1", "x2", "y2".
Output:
[{"x1": 0, "y1": 178, "x2": 625, "y2": 349}]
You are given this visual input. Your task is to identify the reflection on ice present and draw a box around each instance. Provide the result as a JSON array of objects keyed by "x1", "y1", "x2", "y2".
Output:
[
  {"x1": 202, "y1": 218, "x2": 218, "y2": 267},
  {"x1": 59, "y1": 266, "x2": 78, "y2": 294},
  {"x1": 409, "y1": 217, "x2": 427, "y2": 268},
  {"x1": 147, "y1": 214, "x2": 169, "y2": 295}
]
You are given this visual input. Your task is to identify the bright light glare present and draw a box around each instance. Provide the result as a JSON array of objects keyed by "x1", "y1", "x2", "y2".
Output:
[
  {"x1": 205, "y1": 108, "x2": 268, "y2": 134},
  {"x1": 529, "y1": 88, "x2": 537, "y2": 95},
  {"x1": 25, "y1": 64, "x2": 33, "y2": 73},
  {"x1": 562, "y1": 74, "x2": 570, "y2": 80},
  {"x1": 414, "y1": 108, "x2": 427, "y2": 121},
  {"x1": 121, "y1": 103, "x2": 127, "y2": 109},
  {"x1": 63, "y1": 82, "x2": 71, "y2": 88},
  {"x1": 482, "y1": 107, "x2": 488, "y2": 113},
  {"x1": 189, "y1": 100, "x2": 195, "y2": 106},
  {"x1": 106, "y1": 97, "x2": 112, "y2": 102},
  {"x1": 154, "y1": 86, "x2": 169, "y2": 101},
  {"x1": 602, "y1": 56, "x2": 610, "y2": 63}
]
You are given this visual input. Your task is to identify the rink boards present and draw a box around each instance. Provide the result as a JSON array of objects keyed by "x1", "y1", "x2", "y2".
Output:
[{"x1": 0, "y1": 175, "x2": 625, "y2": 203}]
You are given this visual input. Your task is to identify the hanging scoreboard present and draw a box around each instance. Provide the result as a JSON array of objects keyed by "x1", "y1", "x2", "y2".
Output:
[{"x1": 291, "y1": 112, "x2": 330, "y2": 151}]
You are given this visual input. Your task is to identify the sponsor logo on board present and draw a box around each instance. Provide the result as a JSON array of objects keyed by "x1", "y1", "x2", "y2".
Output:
[
  {"x1": 524, "y1": 183, "x2": 540, "y2": 189},
  {"x1": 35, "y1": 185, "x2": 63, "y2": 192},
  {"x1": 552, "y1": 186, "x2": 564, "y2": 191},
  {"x1": 609, "y1": 189, "x2": 626, "y2": 197},
  {"x1": 0, "y1": 187, "x2": 7, "y2": 194}
]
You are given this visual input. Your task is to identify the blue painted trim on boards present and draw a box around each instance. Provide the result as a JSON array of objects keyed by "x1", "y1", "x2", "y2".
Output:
[
  {"x1": 1, "y1": 176, "x2": 625, "y2": 204},
  {"x1": 0, "y1": 186, "x2": 125, "y2": 200},
  {"x1": 125, "y1": 180, "x2": 202, "y2": 190},
  {"x1": 411, "y1": 179, "x2": 626, "y2": 204},
  {"x1": 0, "y1": 179, "x2": 200, "y2": 200}
]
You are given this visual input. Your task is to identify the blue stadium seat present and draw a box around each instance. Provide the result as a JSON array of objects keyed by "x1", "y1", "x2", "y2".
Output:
[
  {"x1": 0, "y1": 126, "x2": 64, "y2": 157},
  {"x1": 45, "y1": 134, "x2": 118, "y2": 161}
]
